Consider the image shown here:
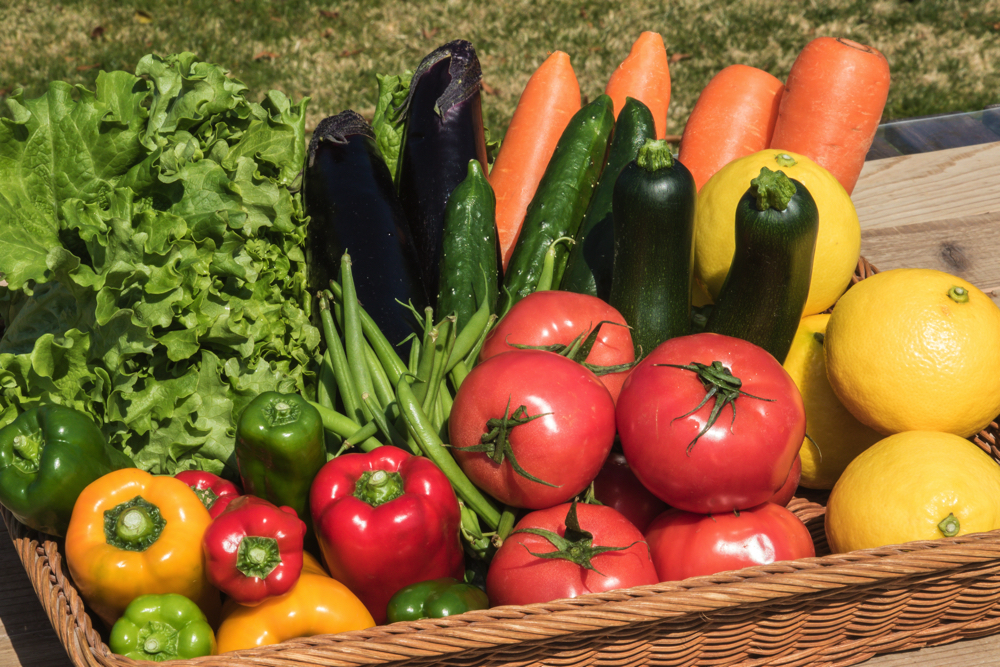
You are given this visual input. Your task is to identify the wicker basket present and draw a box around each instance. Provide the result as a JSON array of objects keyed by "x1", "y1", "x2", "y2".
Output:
[{"x1": 7, "y1": 256, "x2": 1000, "y2": 667}]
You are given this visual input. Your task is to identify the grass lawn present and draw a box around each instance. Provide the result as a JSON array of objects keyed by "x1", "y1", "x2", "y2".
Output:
[{"x1": 2, "y1": 0, "x2": 999, "y2": 139}]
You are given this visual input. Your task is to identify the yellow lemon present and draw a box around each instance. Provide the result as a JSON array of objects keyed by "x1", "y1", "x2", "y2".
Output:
[
  {"x1": 695, "y1": 150, "x2": 860, "y2": 316},
  {"x1": 782, "y1": 314, "x2": 883, "y2": 489},
  {"x1": 825, "y1": 268, "x2": 1000, "y2": 437},
  {"x1": 825, "y1": 431, "x2": 1000, "y2": 553}
]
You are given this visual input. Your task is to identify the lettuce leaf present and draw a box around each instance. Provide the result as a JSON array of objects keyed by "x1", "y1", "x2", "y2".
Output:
[
  {"x1": 371, "y1": 70, "x2": 413, "y2": 181},
  {"x1": 0, "y1": 53, "x2": 319, "y2": 478}
]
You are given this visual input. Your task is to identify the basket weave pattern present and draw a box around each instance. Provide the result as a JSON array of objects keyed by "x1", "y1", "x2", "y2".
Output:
[{"x1": 7, "y1": 257, "x2": 1000, "y2": 667}]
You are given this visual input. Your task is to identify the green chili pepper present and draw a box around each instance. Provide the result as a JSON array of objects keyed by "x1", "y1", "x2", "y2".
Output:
[
  {"x1": 235, "y1": 392, "x2": 326, "y2": 527},
  {"x1": 109, "y1": 593, "x2": 216, "y2": 661},
  {"x1": 386, "y1": 577, "x2": 489, "y2": 622},
  {"x1": 0, "y1": 404, "x2": 134, "y2": 536}
]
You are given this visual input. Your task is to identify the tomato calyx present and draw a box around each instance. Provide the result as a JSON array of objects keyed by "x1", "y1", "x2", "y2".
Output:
[
  {"x1": 513, "y1": 501, "x2": 640, "y2": 576},
  {"x1": 461, "y1": 396, "x2": 559, "y2": 488},
  {"x1": 507, "y1": 321, "x2": 638, "y2": 377},
  {"x1": 653, "y1": 360, "x2": 775, "y2": 454}
]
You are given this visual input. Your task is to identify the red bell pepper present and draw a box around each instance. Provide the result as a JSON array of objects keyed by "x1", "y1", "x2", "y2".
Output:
[
  {"x1": 175, "y1": 470, "x2": 242, "y2": 519},
  {"x1": 310, "y1": 447, "x2": 465, "y2": 624},
  {"x1": 202, "y1": 496, "x2": 307, "y2": 606}
]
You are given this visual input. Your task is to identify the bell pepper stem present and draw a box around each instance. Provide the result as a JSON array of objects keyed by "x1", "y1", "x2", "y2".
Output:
[
  {"x1": 11, "y1": 433, "x2": 42, "y2": 474},
  {"x1": 236, "y1": 536, "x2": 283, "y2": 579},
  {"x1": 104, "y1": 496, "x2": 166, "y2": 552},
  {"x1": 354, "y1": 469, "x2": 405, "y2": 507}
]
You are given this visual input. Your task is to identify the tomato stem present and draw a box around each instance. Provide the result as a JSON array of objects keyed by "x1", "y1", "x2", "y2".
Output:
[
  {"x1": 653, "y1": 360, "x2": 775, "y2": 453},
  {"x1": 461, "y1": 396, "x2": 559, "y2": 488},
  {"x1": 513, "y1": 500, "x2": 639, "y2": 575}
]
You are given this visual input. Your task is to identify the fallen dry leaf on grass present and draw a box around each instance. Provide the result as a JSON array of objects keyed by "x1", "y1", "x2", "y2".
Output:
[{"x1": 253, "y1": 51, "x2": 279, "y2": 61}]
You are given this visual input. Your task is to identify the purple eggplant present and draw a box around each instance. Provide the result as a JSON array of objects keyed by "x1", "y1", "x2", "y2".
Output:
[
  {"x1": 396, "y1": 39, "x2": 490, "y2": 305},
  {"x1": 304, "y1": 110, "x2": 428, "y2": 346}
]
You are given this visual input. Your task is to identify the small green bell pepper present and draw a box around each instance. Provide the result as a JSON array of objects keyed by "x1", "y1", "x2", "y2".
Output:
[
  {"x1": 109, "y1": 593, "x2": 216, "y2": 661},
  {"x1": 234, "y1": 392, "x2": 326, "y2": 527},
  {"x1": 386, "y1": 577, "x2": 489, "y2": 622},
  {"x1": 0, "y1": 404, "x2": 134, "y2": 536}
]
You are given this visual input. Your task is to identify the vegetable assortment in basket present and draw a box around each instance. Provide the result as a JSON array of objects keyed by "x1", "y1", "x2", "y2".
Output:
[{"x1": 6, "y1": 26, "x2": 1000, "y2": 667}]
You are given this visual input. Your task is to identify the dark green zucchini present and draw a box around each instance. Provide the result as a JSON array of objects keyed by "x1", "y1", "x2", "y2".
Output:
[
  {"x1": 704, "y1": 167, "x2": 819, "y2": 364},
  {"x1": 609, "y1": 139, "x2": 696, "y2": 358},
  {"x1": 560, "y1": 97, "x2": 656, "y2": 300},
  {"x1": 436, "y1": 159, "x2": 499, "y2": 332},
  {"x1": 500, "y1": 95, "x2": 615, "y2": 314}
]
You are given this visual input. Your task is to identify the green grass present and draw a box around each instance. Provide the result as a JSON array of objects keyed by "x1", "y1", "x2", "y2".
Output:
[{"x1": 2, "y1": 0, "x2": 999, "y2": 138}]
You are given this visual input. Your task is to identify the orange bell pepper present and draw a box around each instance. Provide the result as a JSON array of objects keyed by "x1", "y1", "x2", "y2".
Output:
[
  {"x1": 65, "y1": 468, "x2": 220, "y2": 627},
  {"x1": 215, "y1": 553, "x2": 375, "y2": 653}
]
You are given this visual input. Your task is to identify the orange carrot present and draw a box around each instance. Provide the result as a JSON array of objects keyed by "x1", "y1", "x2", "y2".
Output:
[
  {"x1": 490, "y1": 51, "x2": 581, "y2": 269},
  {"x1": 605, "y1": 32, "x2": 671, "y2": 139},
  {"x1": 678, "y1": 65, "x2": 785, "y2": 191},
  {"x1": 769, "y1": 37, "x2": 891, "y2": 194}
]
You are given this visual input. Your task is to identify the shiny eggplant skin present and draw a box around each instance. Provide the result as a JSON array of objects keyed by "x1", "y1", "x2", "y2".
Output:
[
  {"x1": 304, "y1": 110, "x2": 428, "y2": 347},
  {"x1": 396, "y1": 40, "x2": 490, "y2": 306}
]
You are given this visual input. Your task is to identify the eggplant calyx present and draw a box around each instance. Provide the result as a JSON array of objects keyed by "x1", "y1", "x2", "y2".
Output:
[
  {"x1": 307, "y1": 110, "x2": 374, "y2": 167},
  {"x1": 461, "y1": 395, "x2": 558, "y2": 488},
  {"x1": 653, "y1": 360, "x2": 775, "y2": 454},
  {"x1": 514, "y1": 501, "x2": 639, "y2": 576},
  {"x1": 397, "y1": 39, "x2": 482, "y2": 119}
]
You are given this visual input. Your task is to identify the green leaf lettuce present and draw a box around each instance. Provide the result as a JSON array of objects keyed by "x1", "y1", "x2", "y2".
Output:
[{"x1": 0, "y1": 53, "x2": 319, "y2": 478}]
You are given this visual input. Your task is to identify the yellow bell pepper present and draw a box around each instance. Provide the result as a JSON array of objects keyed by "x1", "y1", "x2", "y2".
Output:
[
  {"x1": 216, "y1": 553, "x2": 375, "y2": 653},
  {"x1": 65, "y1": 468, "x2": 220, "y2": 627}
]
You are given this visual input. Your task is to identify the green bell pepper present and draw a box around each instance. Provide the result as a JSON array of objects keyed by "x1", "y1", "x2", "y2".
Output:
[
  {"x1": 0, "y1": 404, "x2": 134, "y2": 536},
  {"x1": 109, "y1": 593, "x2": 216, "y2": 661},
  {"x1": 386, "y1": 577, "x2": 489, "y2": 622},
  {"x1": 234, "y1": 392, "x2": 326, "y2": 526}
]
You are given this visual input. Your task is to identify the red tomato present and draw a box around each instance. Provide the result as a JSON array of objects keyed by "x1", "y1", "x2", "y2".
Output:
[
  {"x1": 487, "y1": 502, "x2": 659, "y2": 606},
  {"x1": 449, "y1": 350, "x2": 616, "y2": 509},
  {"x1": 480, "y1": 290, "x2": 635, "y2": 403},
  {"x1": 592, "y1": 451, "x2": 668, "y2": 533},
  {"x1": 616, "y1": 333, "x2": 806, "y2": 514},
  {"x1": 769, "y1": 454, "x2": 801, "y2": 507},
  {"x1": 645, "y1": 503, "x2": 816, "y2": 581}
]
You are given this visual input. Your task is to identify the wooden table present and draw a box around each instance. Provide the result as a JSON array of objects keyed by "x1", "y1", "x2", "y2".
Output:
[{"x1": 2, "y1": 113, "x2": 1000, "y2": 667}]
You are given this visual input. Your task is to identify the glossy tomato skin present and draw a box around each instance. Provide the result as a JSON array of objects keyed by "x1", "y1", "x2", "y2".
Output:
[
  {"x1": 449, "y1": 350, "x2": 616, "y2": 509},
  {"x1": 592, "y1": 451, "x2": 668, "y2": 533},
  {"x1": 645, "y1": 502, "x2": 816, "y2": 582},
  {"x1": 487, "y1": 503, "x2": 659, "y2": 606},
  {"x1": 616, "y1": 333, "x2": 806, "y2": 514},
  {"x1": 480, "y1": 291, "x2": 634, "y2": 403},
  {"x1": 769, "y1": 454, "x2": 801, "y2": 507}
]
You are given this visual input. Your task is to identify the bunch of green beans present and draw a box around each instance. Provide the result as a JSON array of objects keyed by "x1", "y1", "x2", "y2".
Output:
[{"x1": 309, "y1": 252, "x2": 517, "y2": 560}]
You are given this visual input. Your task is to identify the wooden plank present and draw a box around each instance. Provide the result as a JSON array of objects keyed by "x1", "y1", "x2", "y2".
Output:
[
  {"x1": 851, "y1": 142, "x2": 1000, "y2": 232},
  {"x1": 861, "y1": 633, "x2": 1000, "y2": 666},
  {"x1": 859, "y1": 212, "x2": 1000, "y2": 305}
]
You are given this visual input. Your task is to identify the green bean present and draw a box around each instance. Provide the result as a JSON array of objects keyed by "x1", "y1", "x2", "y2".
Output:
[
  {"x1": 536, "y1": 236, "x2": 576, "y2": 292},
  {"x1": 396, "y1": 375, "x2": 501, "y2": 529},
  {"x1": 328, "y1": 280, "x2": 409, "y2": 384},
  {"x1": 362, "y1": 393, "x2": 414, "y2": 453},
  {"x1": 339, "y1": 254, "x2": 378, "y2": 423},
  {"x1": 308, "y1": 401, "x2": 382, "y2": 452},
  {"x1": 494, "y1": 506, "x2": 518, "y2": 545},
  {"x1": 421, "y1": 316, "x2": 455, "y2": 418},
  {"x1": 317, "y1": 349, "x2": 337, "y2": 410},
  {"x1": 319, "y1": 296, "x2": 364, "y2": 423},
  {"x1": 464, "y1": 313, "x2": 498, "y2": 370},
  {"x1": 444, "y1": 272, "x2": 493, "y2": 373},
  {"x1": 408, "y1": 336, "x2": 421, "y2": 376},
  {"x1": 364, "y1": 344, "x2": 400, "y2": 425}
]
